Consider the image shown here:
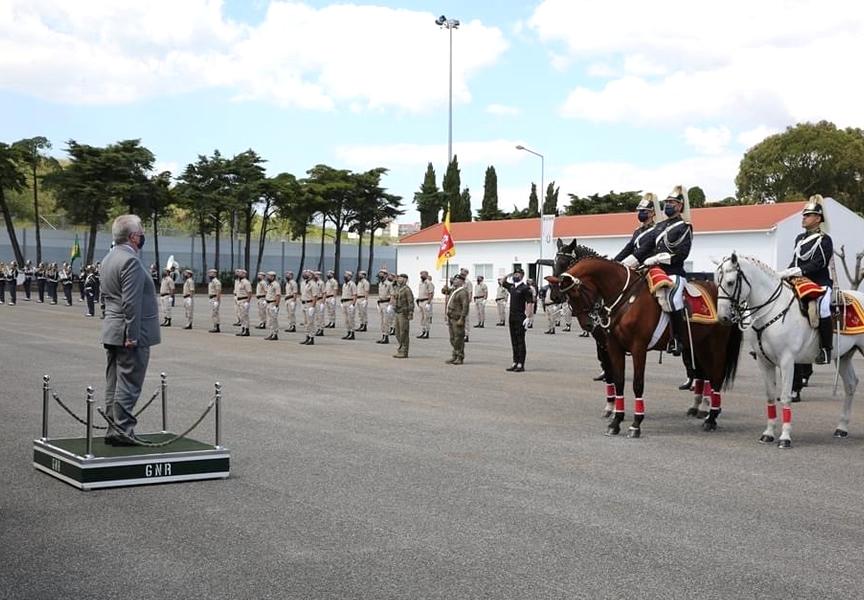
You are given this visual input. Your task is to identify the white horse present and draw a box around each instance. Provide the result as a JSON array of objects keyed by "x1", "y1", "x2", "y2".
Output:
[{"x1": 715, "y1": 253, "x2": 864, "y2": 448}]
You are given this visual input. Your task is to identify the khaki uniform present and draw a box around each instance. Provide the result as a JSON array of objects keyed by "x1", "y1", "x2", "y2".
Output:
[
  {"x1": 417, "y1": 278, "x2": 435, "y2": 334},
  {"x1": 378, "y1": 279, "x2": 393, "y2": 335},
  {"x1": 356, "y1": 278, "x2": 370, "y2": 326},
  {"x1": 325, "y1": 277, "x2": 339, "y2": 325},
  {"x1": 341, "y1": 280, "x2": 357, "y2": 332},
  {"x1": 473, "y1": 282, "x2": 488, "y2": 325},
  {"x1": 446, "y1": 285, "x2": 471, "y2": 361},
  {"x1": 543, "y1": 286, "x2": 560, "y2": 331},
  {"x1": 301, "y1": 279, "x2": 317, "y2": 336},
  {"x1": 462, "y1": 278, "x2": 473, "y2": 336},
  {"x1": 234, "y1": 277, "x2": 253, "y2": 329},
  {"x1": 208, "y1": 278, "x2": 222, "y2": 327},
  {"x1": 159, "y1": 275, "x2": 173, "y2": 321},
  {"x1": 393, "y1": 282, "x2": 414, "y2": 357},
  {"x1": 315, "y1": 278, "x2": 326, "y2": 331},
  {"x1": 495, "y1": 284, "x2": 508, "y2": 324},
  {"x1": 255, "y1": 279, "x2": 268, "y2": 326},
  {"x1": 561, "y1": 300, "x2": 572, "y2": 328},
  {"x1": 265, "y1": 280, "x2": 281, "y2": 336},
  {"x1": 284, "y1": 279, "x2": 298, "y2": 328},
  {"x1": 182, "y1": 278, "x2": 195, "y2": 327}
]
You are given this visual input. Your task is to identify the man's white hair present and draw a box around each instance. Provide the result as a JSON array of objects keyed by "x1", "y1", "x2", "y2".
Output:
[{"x1": 112, "y1": 214, "x2": 143, "y2": 244}]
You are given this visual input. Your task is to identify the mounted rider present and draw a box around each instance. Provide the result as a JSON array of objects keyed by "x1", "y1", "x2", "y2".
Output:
[
  {"x1": 777, "y1": 195, "x2": 833, "y2": 365},
  {"x1": 620, "y1": 185, "x2": 693, "y2": 356},
  {"x1": 613, "y1": 193, "x2": 660, "y2": 263}
]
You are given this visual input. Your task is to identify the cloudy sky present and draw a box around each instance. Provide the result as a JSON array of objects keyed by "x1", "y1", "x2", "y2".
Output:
[{"x1": 2, "y1": 0, "x2": 863, "y2": 222}]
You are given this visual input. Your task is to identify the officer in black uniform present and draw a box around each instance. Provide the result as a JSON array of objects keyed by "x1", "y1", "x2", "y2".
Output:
[
  {"x1": 614, "y1": 193, "x2": 658, "y2": 262},
  {"x1": 23, "y1": 260, "x2": 34, "y2": 301},
  {"x1": 777, "y1": 195, "x2": 834, "y2": 365},
  {"x1": 36, "y1": 262, "x2": 46, "y2": 303},
  {"x1": 501, "y1": 267, "x2": 535, "y2": 372},
  {"x1": 84, "y1": 265, "x2": 97, "y2": 317}
]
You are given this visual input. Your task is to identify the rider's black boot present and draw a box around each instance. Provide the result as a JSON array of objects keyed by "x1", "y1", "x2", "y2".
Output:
[
  {"x1": 816, "y1": 317, "x2": 833, "y2": 365},
  {"x1": 668, "y1": 309, "x2": 686, "y2": 357}
]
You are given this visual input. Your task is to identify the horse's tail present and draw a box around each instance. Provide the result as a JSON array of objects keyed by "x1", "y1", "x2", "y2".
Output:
[{"x1": 721, "y1": 324, "x2": 743, "y2": 390}]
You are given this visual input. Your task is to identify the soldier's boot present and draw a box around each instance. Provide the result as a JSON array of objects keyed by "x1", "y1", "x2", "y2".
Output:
[
  {"x1": 341, "y1": 331, "x2": 351, "y2": 340},
  {"x1": 300, "y1": 335, "x2": 310, "y2": 345},
  {"x1": 452, "y1": 357, "x2": 463, "y2": 365},
  {"x1": 816, "y1": 317, "x2": 833, "y2": 365},
  {"x1": 315, "y1": 328, "x2": 324, "y2": 336},
  {"x1": 360, "y1": 323, "x2": 368, "y2": 332},
  {"x1": 327, "y1": 322, "x2": 336, "y2": 328},
  {"x1": 232, "y1": 321, "x2": 241, "y2": 327},
  {"x1": 307, "y1": 336, "x2": 314, "y2": 345},
  {"x1": 183, "y1": 324, "x2": 192, "y2": 330},
  {"x1": 563, "y1": 325, "x2": 571, "y2": 332},
  {"x1": 667, "y1": 309, "x2": 686, "y2": 357},
  {"x1": 416, "y1": 331, "x2": 426, "y2": 338},
  {"x1": 209, "y1": 324, "x2": 220, "y2": 333},
  {"x1": 464, "y1": 335, "x2": 469, "y2": 343},
  {"x1": 257, "y1": 322, "x2": 266, "y2": 329},
  {"x1": 266, "y1": 333, "x2": 278, "y2": 341},
  {"x1": 389, "y1": 326, "x2": 395, "y2": 336},
  {"x1": 240, "y1": 327, "x2": 251, "y2": 337}
]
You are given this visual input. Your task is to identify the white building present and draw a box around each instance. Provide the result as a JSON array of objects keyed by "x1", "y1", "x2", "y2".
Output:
[{"x1": 396, "y1": 198, "x2": 864, "y2": 299}]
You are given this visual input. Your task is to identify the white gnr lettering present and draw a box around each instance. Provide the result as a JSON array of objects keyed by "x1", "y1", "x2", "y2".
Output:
[
  {"x1": 51, "y1": 458, "x2": 62, "y2": 472},
  {"x1": 145, "y1": 463, "x2": 172, "y2": 477}
]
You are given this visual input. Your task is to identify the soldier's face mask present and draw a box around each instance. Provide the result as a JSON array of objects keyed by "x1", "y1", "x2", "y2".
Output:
[
  {"x1": 637, "y1": 210, "x2": 652, "y2": 222},
  {"x1": 663, "y1": 201, "x2": 680, "y2": 217}
]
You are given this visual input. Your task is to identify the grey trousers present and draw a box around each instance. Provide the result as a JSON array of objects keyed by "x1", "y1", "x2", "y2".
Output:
[{"x1": 104, "y1": 344, "x2": 151, "y2": 437}]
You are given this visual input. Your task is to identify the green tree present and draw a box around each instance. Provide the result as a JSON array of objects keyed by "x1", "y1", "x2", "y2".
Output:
[
  {"x1": 453, "y1": 187, "x2": 472, "y2": 222},
  {"x1": 279, "y1": 179, "x2": 321, "y2": 276},
  {"x1": 304, "y1": 164, "x2": 355, "y2": 275},
  {"x1": 0, "y1": 143, "x2": 27, "y2": 265},
  {"x1": 526, "y1": 183, "x2": 540, "y2": 218},
  {"x1": 225, "y1": 149, "x2": 266, "y2": 273},
  {"x1": 176, "y1": 151, "x2": 227, "y2": 277},
  {"x1": 442, "y1": 155, "x2": 466, "y2": 221},
  {"x1": 688, "y1": 185, "x2": 706, "y2": 208},
  {"x1": 145, "y1": 171, "x2": 176, "y2": 272},
  {"x1": 564, "y1": 190, "x2": 643, "y2": 215},
  {"x1": 12, "y1": 136, "x2": 57, "y2": 263},
  {"x1": 255, "y1": 172, "x2": 297, "y2": 276},
  {"x1": 414, "y1": 163, "x2": 443, "y2": 229},
  {"x1": 348, "y1": 168, "x2": 403, "y2": 277},
  {"x1": 477, "y1": 165, "x2": 505, "y2": 220},
  {"x1": 543, "y1": 181, "x2": 560, "y2": 215},
  {"x1": 736, "y1": 121, "x2": 864, "y2": 212}
]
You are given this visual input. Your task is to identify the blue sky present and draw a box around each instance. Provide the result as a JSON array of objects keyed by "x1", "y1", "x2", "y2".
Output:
[{"x1": 2, "y1": 0, "x2": 862, "y2": 222}]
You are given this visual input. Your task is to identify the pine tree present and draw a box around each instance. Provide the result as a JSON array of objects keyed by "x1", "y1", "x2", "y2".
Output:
[
  {"x1": 477, "y1": 165, "x2": 505, "y2": 220},
  {"x1": 526, "y1": 183, "x2": 540, "y2": 218},
  {"x1": 413, "y1": 162, "x2": 441, "y2": 229},
  {"x1": 543, "y1": 181, "x2": 559, "y2": 215}
]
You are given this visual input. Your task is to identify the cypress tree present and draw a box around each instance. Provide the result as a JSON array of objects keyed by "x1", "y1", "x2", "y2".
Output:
[
  {"x1": 413, "y1": 162, "x2": 441, "y2": 229},
  {"x1": 443, "y1": 155, "x2": 467, "y2": 221},
  {"x1": 543, "y1": 181, "x2": 560, "y2": 215},
  {"x1": 478, "y1": 165, "x2": 504, "y2": 220},
  {"x1": 526, "y1": 182, "x2": 539, "y2": 218}
]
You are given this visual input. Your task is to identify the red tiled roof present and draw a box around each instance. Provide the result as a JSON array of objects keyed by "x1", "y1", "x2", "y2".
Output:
[{"x1": 399, "y1": 202, "x2": 806, "y2": 244}]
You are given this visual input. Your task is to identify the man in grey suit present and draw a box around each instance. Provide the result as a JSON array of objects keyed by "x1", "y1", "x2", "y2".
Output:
[{"x1": 100, "y1": 215, "x2": 161, "y2": 445}]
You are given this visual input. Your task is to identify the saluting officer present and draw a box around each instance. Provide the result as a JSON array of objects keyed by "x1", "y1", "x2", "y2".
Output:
[
  {"x1": 255, "y1": 272, "x2": 268, "y2": 329},
  {"x1": 207, "y1": 268, "x2": 222, "y2": 333},
  {"x1": 341, "y1": 270, "x2": 358, "y2": 340},
  {"x1": 355, "y1": 270, "x2": 370, "y2": 332},
  {"x1": 416, "y1": 270, "x2": 434, "y2": 339},
  {"x1": 283, "y1": 271, "x2": 298, "y2": 333},
  {"x1": 502, "y1": 268, "x2": 534, "y2": 372},
  {"x1": 263, "y1": 271, "x2": 281, "y2": 340},
  {"x1": 182, "y1": 269, "x2": 195, "y2": 329}
]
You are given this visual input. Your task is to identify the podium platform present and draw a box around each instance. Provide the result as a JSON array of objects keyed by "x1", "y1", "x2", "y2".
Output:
[{"x1": 33, "y1": 433, "x2": 230, "y2": 490}]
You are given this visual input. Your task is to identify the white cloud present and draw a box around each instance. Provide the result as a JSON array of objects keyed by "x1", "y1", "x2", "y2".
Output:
[
  {"x1": 737, "y1": 126, "x2": 780, "y2": 149},
  {"x1": 683, "y1": 126, "x2": 732, "y2": 156},
  {"x1": 335, "y1": 139, "x2": 527, "y2": 169},
  {"x1": 0, "y1": 1, "x2": 508, "y2": 111},
  {"x1": 530, "y1": 0, "x2": 864, "y2": 128},
  {"x1": 486, "y1": 103, "x2": 521, "y2": 116}
]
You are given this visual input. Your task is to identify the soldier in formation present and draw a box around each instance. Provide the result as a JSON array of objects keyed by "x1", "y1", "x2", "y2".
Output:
[
  {"x1": 255, "y1": 271, "x2": 268, "y2": 329},
  {"x1": 460, "y1": 268, "x2": 472, "y2": 341},
  {"x1": 473, "y1": 275, "x2": 488, "y2": 328},
  {"x1": 83, "y1": 265, "x2": 97, "y2": 317},
  {"x1": 325, "y1": 270, "x2": 339, "y2": 328},
  {"x1": 299, "y1": 270, "x2": 317, "y2": 345},
  {"x1": 495, "y1": 277, "x2": 508, "y2": 326},
  {"x1": 159, "y1": 268, "x2": 174, "y2": 326},
  {"x1": 445, "y1": 273, "x2": 470, "y2": 365},
  {"x1": 392, "y1": 273, "x2": 414, "y2": 358},
  {"x1": 23, "y1": 260, "x2": 34, "y2": 301},
  {"x1": 182, "y1": 269, "x2": 195, "y2": 329},
  {"x1": 207, "y1": 268, "x2": 221, "y2": 333},
  {"x1": 263, "y1": 271, "x2": 281, "y2": 340},
  {"x1": 36, "y1": 262, "x2": 46, "y2": 303},
  {"x1": 375, "y1": 269, "x2": 393, "y2": 344},
  {"x1": 341, "y1": 270, "x2": 357, "y2": 340},
  {"x1": 60, "y1": 262, "x2": 74, "y2": 306},
  {"x1": 283, "y1": 271, "x2": 298, "y2": 333},
  {"x1": 46, "y1": 263, "x2": 59, "y2": 304},
  {"x1": 3, "y1": 261, "x2": 18, "y2": 306},
  {"x1": 355, "y1": 270, "x2": 370, "y2": 332},
  {"x1": 313, "y1": 271, "x2": 326, "y2": 336},
  {"x1": 416, "y1": 270, "x2": 434, "y2": 339},
  {"x1": 233, "y1": 268, "x2": 253, "y2": 336}
]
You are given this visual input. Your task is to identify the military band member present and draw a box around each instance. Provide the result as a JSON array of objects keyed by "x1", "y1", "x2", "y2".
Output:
[
  {"x1": 445, "y1": 273, "x2": 470, "y2": 364},
  {"x1": 234, "y1": 268, "x2": 253, "y2": 336},
  {"x1": 355, "y1": 271, "x2": 370, "y2": 331},
  {"x1": 159, "y1": 268, "x2": 173, "y2": 326},
  {"x1": 255, "y1": 272, "x2": 268, "y2": 329},
  {"x1": 46, "y1": 263, "x2": 59, "y2": 304},
  {"x1": 376, "y1": 269, "x2": 393, "y2": 344},
  {"x1": 83, "y1": 265, "x2": 97, "y2": 317},
  {"x1": 392, "y1": 273, "x2": 414, "y2": 358},
  {"x1": 325, "y1": 270, "x2": 339, "y2": 328},
  {"x1": 341, "y1": 270, "x2": 358, "y2": 340},
  {"x1": 473, "y1": 275, "x2": 488, "y2": 328},
  {"x1": 263, "y1": 271, "x2": 281, "y2": 340},
  {"x1": 416, "y1": 270, "x2": 434, "y2": 339},
  {"x1": 4, "y1": 261, "x2": 18, "y2": 306},
  {"x1": 95, "y1": 261, "x2": 105, "y2": 318},
  {"x1": 299, "y1": 270, "x2": 317, "y2": 345},
  {"x1": 283, "y1": 271, "x2": 298, "y2": 332},
  {"x1": 23, "y1": 260, "x2": 34, "y2": 301},
  {"x1": 182, "y1": 269, "x2": 195, "y2": 329},
  {"x1": 495, "y1": 278, "x2": 508, "y2": 326},
  {"x1": 36, "y1": 262, "x2": 46, "y2": 303},
  {"x1": 60, "y1": 262, "x2": 73, "y2": 306},
  {"x1": 207, "y1": 268, "x2": 222, "y2": 333},
  {"x1": 78, "y1": 264, "x2": 87, "y2": 302},
  {"x1": 0, "y1": 261, "x2": 6, "y2": 304}
]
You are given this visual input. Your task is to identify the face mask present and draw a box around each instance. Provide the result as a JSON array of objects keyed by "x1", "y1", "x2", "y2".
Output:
[
  {"x1": 637, "y1": 210, "x2": 651, "y2": 222},
  {"x1": 136, "y1": 233, "x2": 146, "y2": 250},
  {"x1": 513, "y1": 274, "x2": 522, "y2": 282},
  {"x1": 664, "y1": 203, "x2": 677, "y2": 217}
]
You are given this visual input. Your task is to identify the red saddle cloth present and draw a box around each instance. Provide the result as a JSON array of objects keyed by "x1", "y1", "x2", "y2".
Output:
[
  {"x1": 790, "y1": 276, "x2": 826, "y2": 301},
  {"x1": 684, "y1": 283, "x2": 717, "y2": 324},
  {"x1": 835, "y1": 293, "x2": 864, "y2": 335},
  {"x1": 647, "y1": 267, "x2": 673, "y2": 293}
]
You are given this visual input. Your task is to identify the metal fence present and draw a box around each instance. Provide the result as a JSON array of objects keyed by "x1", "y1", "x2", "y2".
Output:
[{"x1": 0, "y1": 227, "x2": 396, "y2": 278}]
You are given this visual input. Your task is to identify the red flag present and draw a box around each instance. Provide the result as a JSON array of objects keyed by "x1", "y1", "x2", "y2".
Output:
[{"x1": 436, "y1": 209, "x2": 456, "y2": 270}]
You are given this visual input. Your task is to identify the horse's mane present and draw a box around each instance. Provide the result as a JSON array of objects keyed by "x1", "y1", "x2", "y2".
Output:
[
  {"x1": 563, "y1": 243, "x2": 602, "y2": 262},
  {"x1": 740, "y1": 255, "x2": 779, "y2": 277}
]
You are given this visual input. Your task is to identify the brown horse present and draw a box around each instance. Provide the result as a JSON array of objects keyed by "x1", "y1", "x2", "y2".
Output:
[{"x1": 548, "y1": 244, "x2": 742, "y2": 437}]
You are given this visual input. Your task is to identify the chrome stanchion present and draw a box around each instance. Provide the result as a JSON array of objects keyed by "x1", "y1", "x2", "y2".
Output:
[
  {"x1": 214, "y1": 382, "x2": 223, "y2": 449},
  {"x1": 41, "y1": 375, "x2": 50, "y2": 441},
  {"x1": 161, "y1": 372, "x2": 168, "y2": 433},
  {"x1": 85, "y1": 386, "x2": 95, "y2": 458}
]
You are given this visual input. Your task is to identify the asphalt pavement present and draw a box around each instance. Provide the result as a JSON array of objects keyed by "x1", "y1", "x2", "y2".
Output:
[{"x1": 1, "y1": 297, "x2": 863, "y2": 600}]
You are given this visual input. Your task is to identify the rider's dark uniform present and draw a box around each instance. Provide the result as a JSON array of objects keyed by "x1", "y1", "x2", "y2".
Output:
[{"x1": 614, "y1": 223, "x2": 655, "y2": 263}]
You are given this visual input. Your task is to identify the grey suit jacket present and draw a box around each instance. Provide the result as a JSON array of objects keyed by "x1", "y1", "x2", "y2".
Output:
[{"x1": 100, "y1": 244, "x2": 161, "y2": 348}]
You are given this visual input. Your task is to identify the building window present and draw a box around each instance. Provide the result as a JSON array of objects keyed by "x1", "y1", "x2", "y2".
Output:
[
  {"x1": 439, "y1": 263, "x2": 458, "y2": 281},
  {"x1": 473, "y1": 263, "x2": 493, "y2": 282}
]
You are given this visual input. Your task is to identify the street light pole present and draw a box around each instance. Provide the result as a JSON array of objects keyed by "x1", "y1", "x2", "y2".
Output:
[
  {"x1": 516, "y1": 144, "x2": 546, "y2": 263},
  {"x1": 436, "y1": 15, "x2": 460, "y2": 165}
]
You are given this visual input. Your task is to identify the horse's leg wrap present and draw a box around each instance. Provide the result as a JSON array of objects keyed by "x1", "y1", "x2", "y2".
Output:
[
  {"x1": 760, "y1": 400, "x2": 778, "y2": 443},
  {"x1": 604, "y1": 383, "x2": 615, "y2": 417},
  {"x1": 688, "y1": 379, "x2": 704, "y2": 416},
  {"x1": 697, "y1": 382, "x2": 712, "y2": 418},
  {"x1": 704, "y1": 390, "x2": 721, "y2": 431},
  {"x1": 607, "y1": 396, "x2": 625, "y2": 435},
  {"x1": 630, "y1": 398, "x2": 645, "y2": 437}
]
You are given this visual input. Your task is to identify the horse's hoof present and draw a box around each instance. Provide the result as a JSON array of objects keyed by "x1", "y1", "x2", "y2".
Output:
[
  {"x1": 603, "y1": 409, "x2": 613, "y2": 419},
  {"x1": 833, "y1": 429, "x2": 849, "y2": 438},
  {"x1": 627, "y1": 427, "x2": 641, "y2": 439},
  {"x1": 759, "y1": 434, "x2": 775, "y2": 444},
  {"x1": 703, "y1": 420, "x2": 717, "y2": 432},
  {"x1": 605, "y1": 427, "x2": 620, "y2": 437},
  {"x1": 777, "y1": 439, "x2": 792, "y2": 449},
  {"x1": 686, "y1": 407, "x2": 698, "y2": 417},
  {"x1": 696, "y1": 410, "x2": 708, "y2": 419}
]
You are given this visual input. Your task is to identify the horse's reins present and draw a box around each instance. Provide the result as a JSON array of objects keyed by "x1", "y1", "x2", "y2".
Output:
[{"x1": 560, "y1": 262, "x2": 646, "y2": 331}]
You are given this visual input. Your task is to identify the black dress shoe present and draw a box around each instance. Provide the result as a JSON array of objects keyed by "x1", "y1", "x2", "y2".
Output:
[
  {"x1": 678, "y1": 378, "x2": 694, "y2": 391},
  {"x1": 506, "y1": 364, "x2": 517, "y2": 372},
  {"x1": 183, "y1": 324, "x2": 192, "y2": 330},
  {"x1": 592, "y1": 371, "x2": 606, "y2": 381},
  {"x1": 513, "y1": 365, "x2": 525, "y2": 372},
  {"x1": 105, "y1": 434, "x2": 139, "y2": 447}
]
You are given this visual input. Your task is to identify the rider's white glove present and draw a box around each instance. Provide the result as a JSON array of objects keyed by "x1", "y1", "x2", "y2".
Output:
[
  {"x1": 620, "y1": 255, "x2": 639, "y2": 268},
  {"x1": 522, "y1": 317, "x2": 531, "y2": 329},
  {"x1": 777, "y1": 267, "x2": 802, "y2": 279},
  {"x1": 647, "y1": 252, "x2": 673, "y2": 266},
  {"x1": 642, "y1": 254, "x2": 661, "y2": 266}
]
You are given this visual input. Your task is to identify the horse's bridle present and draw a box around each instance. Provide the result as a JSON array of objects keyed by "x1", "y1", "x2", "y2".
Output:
[
  {"x1": 558, "y1": 259, "x2": 640, "y2": 331},
  {"x1": 716, "y1": 257, "x2": 791, "y2": 340}
]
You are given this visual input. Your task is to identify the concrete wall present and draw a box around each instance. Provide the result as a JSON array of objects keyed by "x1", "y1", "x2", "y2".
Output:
[{"x1": 0, "y1": 227, "x2": 395, "y2": 279}]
